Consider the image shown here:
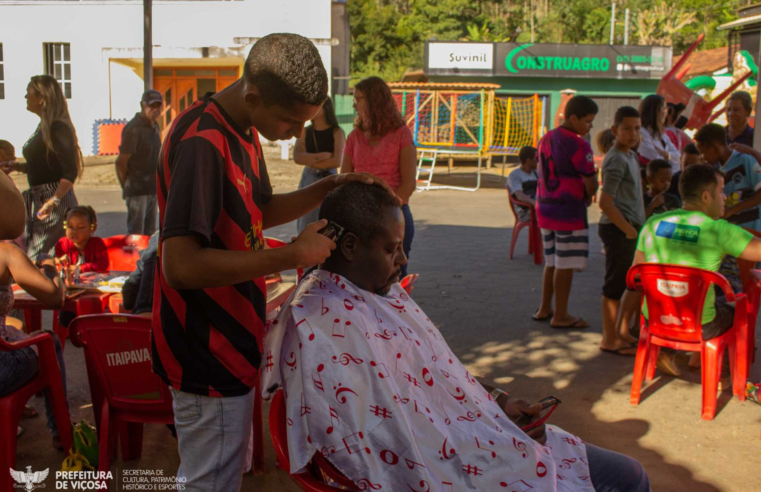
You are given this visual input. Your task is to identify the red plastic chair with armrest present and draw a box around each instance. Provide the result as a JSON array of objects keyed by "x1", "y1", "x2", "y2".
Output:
[
  {"x1": 102, "y1": 235, "x2": 150, "y2": 272},
  {"x1": 270, "y1": 389, "x2": 360, "y2": 491},
  {"x1": 70, "y1": 315, "x2": 174, "y2": 484},
  {"x1": 507, "y1": 191, "x2": 542, "y2": 265},
  {"x1": 736, "y1": 227, "x2": 761, "y2": 363},
  {"x1": 0, "y1": 332, "x2": 73, "y2": 492},
  {"x1": 627, "y1": 264, "x2": 749, "y2": 420}
]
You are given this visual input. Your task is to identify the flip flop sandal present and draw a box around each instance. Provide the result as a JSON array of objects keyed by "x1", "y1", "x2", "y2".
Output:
[
  {"x1": 599, "y1": 345, "x2": 637, "y2": 356},
  {"x1": 532, "y1": 310, "x2": 553, "y2": 322},
  {"x1": 551, "y1": 318, "x2": 590, "y2": 329}
]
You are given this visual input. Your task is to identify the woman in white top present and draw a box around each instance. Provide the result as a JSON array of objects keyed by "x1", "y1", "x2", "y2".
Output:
[{"x1": 638, "y1": 94, "x2": 680, "y2": 173}]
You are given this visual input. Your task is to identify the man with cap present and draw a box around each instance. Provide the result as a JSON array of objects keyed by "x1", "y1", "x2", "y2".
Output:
[{"x1": 116, "y1": 89, "x2": 164, "y2": 235}]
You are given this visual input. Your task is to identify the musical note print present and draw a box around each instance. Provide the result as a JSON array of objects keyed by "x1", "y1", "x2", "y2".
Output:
[
  {"x1": 370, "y1": 360, "x2": 391, "y2": 379},
  {"x1": 499, "y1": 479, "x2": 533, "y2": 491},
  {"x1": 374, "y1": 328, "x2": 397, "y2": 340},
  {"x1": 439, "y1": 402, "x2": 452, "y2": 425},
  {"x1": 407, "y1": 480, "x2": 430, "y2": 492},
  {"x1": 536, "y1": 462, "x2": 547, "y2": 478},
  {"x1": 474, "y1": 436, "x2": 497, "y2": 459},
  {"x1": 456, "y1": 411, "x2": 481, "y2": 422},
  {"x1": 344, "y1": 299, "x2": 355, "y2": 311},
  {"x1": 331, "y1": 353, "x2": 364, "y2": 365},
  {"x1": 332, "y1": 318, "x2": 350, "y2": 338},
  {"x1": 559, "y1": 458, "x2": 577, "y2": 470},
  {"x1": 404, "y1": 458, "x2": 427, "y2": 471},
  {"x1": 447, "y1": 387, "x2": 468, "y2": 404},
  {"x1": 342, "y1": 431, "x2": 372, "y2": 455},
  {"x1": 356, "y1": 479, "x2": 381, "y2": 490},
  {"x1": 334, "y1": 383, "x2": 359, "y2": 403},
  {"x1": 387, "y1": 298, "x2": 406, "y2": 313},
  {"x1": 312, "y1": 364, "x2": 325, "y2": 392},
  {"x1": 414, "y1": 399, "x2": 434, "y2": 423},
  {"x1": 465, "y1": 371, "x2": 477, "y2": 386},
  {"x1": 299, "y1": 393, "x2": 311, "y2": 417},
  {"x1": 513, "y1": 437, "x2": 528, "y2": 458},
  {"x1": 422, "y1": 367, "x2": 434, "y2": 387},
  {"x1": 321, "y1": 298, "x2": 330, "y2": 316},
  {"x1": 438, "y1": 436, "x2": 456, "y2": 460},
  {"x1": 326, "y1": 406, "x2": 340, "y2": 434},
  {"x1": 295, "y1": 318, "x2": 316, "y2": 341},
  {"x1": 285, "y1": 351, "x2": 297, "y2": 371},
  {"x1": 374, "y1": 309, "x2": 383, "y2": 324},
  {"x1": 400, "y1": 326, "x2": 421, "y2": 346},
  {"x1": 393, "y1": 394, "x2": 410, "y2": 404}
]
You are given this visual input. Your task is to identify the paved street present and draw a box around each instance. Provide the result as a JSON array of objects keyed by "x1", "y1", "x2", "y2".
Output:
[{"x1": 12, "y1": 161, "x2": 759, "y2": 491}]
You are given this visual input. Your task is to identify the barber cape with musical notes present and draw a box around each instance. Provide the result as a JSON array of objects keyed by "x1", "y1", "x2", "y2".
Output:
[{"x1": 262, "y1": 270, "x2": 594, "y2": 491}]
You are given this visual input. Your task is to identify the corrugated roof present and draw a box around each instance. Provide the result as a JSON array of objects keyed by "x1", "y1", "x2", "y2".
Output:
[
  {"x1": 718, "y1": 13, "x2": 761, "y2": 30},
  {"x1": 387, "y1": 82, "x2": 501, "y2": 90},
  {"x1": 672, "y1": 46, "x2": 731, "y2": 78}
]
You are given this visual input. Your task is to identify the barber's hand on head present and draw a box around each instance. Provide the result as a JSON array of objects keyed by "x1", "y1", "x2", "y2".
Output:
[
  {"x1": 331, "y1": 173, "x2": 401, "y2": 204},
  {"x1": 502, "y1": 398, "x2": 547, "y2": 445},
  {"x1": 290, "y1": 219, "x2": 336, "y2": 269}
]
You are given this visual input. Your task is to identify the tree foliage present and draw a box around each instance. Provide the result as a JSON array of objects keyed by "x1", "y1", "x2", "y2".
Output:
[{"x1": 348, "y1": 0, "x2": 743, "y2": 83}]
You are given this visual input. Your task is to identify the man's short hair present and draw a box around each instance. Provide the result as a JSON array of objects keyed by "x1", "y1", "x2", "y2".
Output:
[
  {"x1": 694, "y1": 123, "x2": 727, "y2": 146},
  {"x1": 518, "y1": 146, "x2": 536, "y2": 164},
  {"x1": 565, "y1": 96, "x2": 598, "y2": 119},
  {"x1": 244, "y1": 33, "x2": 328, "y2": 108},
  {"x1": 679, "y1": 164, "x2": 725, "y2": 202},
  {"x1": 646, "y1": 158, "x2": 672, "y2": 177},
  {"x1": 728, "y1": 91, "x2": 753, "y2": 112},
  {"x1": 614, "y1": 106, "x2": 639, "y2": 125},
  {"x1": 683, "y1": 143, "x2": 700, "y2": 156},
  {"x1": 319, "y1": 183, "x2": 401, "y2": 243}
]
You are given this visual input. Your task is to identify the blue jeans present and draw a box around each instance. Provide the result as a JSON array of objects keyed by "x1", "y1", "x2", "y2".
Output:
[
  {"x1": 126, "y1": 194, "x2": 158, "y2": 236},
  {"x1": 401, "y1": 204, "x2": 415, "y2": 277},
  {"x1": 170, "y1": 387, "x2": 255, "y2": 492},
  {"x1": 587, "y1": 443, "x2": 651, "y2": 492},
  {"x1": 0, "y1": 332, "x2": 67, "y2": 437},
  {"x1": 296, "y1": 167, "x2": 337, "y2": 234}
]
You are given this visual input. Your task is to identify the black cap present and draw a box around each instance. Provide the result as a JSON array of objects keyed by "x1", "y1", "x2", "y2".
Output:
[{"x1": 142, "y1": 90, "x2": 163, "y2": 105}]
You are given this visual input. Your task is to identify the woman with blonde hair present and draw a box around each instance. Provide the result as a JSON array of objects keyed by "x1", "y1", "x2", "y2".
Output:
[
  {"x1": 6, "y1": 75, "x2": 83, "y2": 260},
  {"x1": 341, "y1": 76, "x2": 417, "y2": 276}
]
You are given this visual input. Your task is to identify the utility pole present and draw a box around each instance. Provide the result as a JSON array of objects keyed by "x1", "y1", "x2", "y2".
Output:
[
  {"x1": 624, "y1": 8, "x2": 630, "y2": 45},
  {"x1": 530, "y1": 0, "x2": 535, "y2": 43},
  {"x1": 144, "y1": 0, "x2": 153, "y2": 91},
  {"x1": 610, "y1": 1, "x2": 616, "y2": 45}
]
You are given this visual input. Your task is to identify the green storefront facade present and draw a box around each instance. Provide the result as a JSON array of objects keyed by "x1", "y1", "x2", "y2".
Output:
[{"x1": 424, "y1": 41, "x2": 672, "y2": 150}]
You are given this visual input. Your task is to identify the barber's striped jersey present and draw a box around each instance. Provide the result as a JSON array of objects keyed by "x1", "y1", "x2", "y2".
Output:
[{"x1": 152, "y1": 94, "x2": 272, "y2": 397}]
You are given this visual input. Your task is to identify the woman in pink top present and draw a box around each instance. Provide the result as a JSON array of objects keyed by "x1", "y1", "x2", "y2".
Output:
[{"x1": 341, "y1": 77, "x2": 417, "y2": 276}]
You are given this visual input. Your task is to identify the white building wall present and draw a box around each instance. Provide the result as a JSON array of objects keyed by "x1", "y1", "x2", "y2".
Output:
[{"x1": 0, "y1": 0, "x2": 332, "y2": 155}]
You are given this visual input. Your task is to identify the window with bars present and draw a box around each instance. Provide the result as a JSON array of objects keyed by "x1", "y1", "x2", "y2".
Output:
[
  {"x1": 43, "y1": 43, "x2": 72, "y2": 98},
  {"x1": 0, "y1": 44, "x2": 4, "y2": 100}
]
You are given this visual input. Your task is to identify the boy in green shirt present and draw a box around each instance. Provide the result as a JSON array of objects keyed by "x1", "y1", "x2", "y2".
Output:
[{"x1": 632, "y1": 164, "x2": 761, "y2": 373}]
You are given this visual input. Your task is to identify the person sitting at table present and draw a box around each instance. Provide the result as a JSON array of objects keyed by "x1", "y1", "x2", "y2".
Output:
[
  {"x1": 263, "y1": 182, "x2": 650, "y2": 492},
  {"x1": 55, "y1": 205, "x2": 108, "y2": 275},
  {"x1": 0, "y1": 241, "x2": 68, "y2": 449},
  {"x1": 121, "y1": 232, "x2": 158, "y2": 316}
]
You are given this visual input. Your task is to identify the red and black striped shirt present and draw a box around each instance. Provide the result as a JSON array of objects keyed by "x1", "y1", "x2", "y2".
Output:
[{"x1": 152, "y1": 94, "x2": 272, "y2": 397}]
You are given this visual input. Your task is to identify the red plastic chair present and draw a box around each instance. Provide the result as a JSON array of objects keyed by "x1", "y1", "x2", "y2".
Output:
[
  {"x1": 102, "y1": 235, "x2": 150, "y2": 272},
  {"x1": 507, "y1": 191, "x2": 542, "y2": 265},
  {"x1": 264, "y1": 237, "x2": 304, "y2": 282},
  {"x1": 736, "y1": 227, "x2": 761, "y2": 364},
  {"x1": 627, "y1": 264, "x2": 749, "y2": 420},
  {"x1": 70, "y1": 314, "x2": 174, "y2": 486},
  {"x1": 270, "y1": 389, "x2": 360, "y2": 491},
  {"x1": 0, "y1": 332, "x2": 73, "y2": 492}
]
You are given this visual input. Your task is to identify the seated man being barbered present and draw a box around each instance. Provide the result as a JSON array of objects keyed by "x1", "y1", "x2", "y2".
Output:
[{"x1": 263, "y1": 182, "x2": 650, "y2": 492}]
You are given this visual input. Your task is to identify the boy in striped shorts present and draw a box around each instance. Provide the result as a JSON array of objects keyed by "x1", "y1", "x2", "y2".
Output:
[{"x1": 533, "y1": 96, "x2": 599, "y2": 329}]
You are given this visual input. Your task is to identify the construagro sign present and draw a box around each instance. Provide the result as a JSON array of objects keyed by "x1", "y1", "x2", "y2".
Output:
[
  {"x1": 496, "y1": 43, "x2": 671, "y2": 78},
  {"x1": 425, "y1": 41, "x2": 672, "y2": 79}
]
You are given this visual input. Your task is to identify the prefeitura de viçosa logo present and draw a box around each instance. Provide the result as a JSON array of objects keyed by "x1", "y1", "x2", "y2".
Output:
[{"x1": 10, "y1": 466, "x2": 49, "y2": 491}]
